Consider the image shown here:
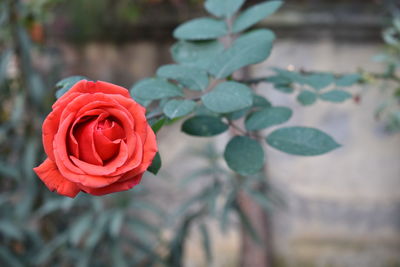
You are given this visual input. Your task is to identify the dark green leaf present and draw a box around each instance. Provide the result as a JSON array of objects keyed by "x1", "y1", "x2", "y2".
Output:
[
  {"x1": 182, "y1": 116, "x2": 228, "y2": 136},
  {"x1": 202, "y1": 81, "x2": 253, "y2": 113},
  {"x1": 209, "y1": 29, "x2": 275, "y2": 78},
  {"x1": 335, "y1": 74, "x2": 361, "y2": 86},
  {"x1": 205, "y1": 0, "x2": 244, "y2": 17},
  {"x1": 171, "y1": 40, "x2": 224, "y2": 69},
  {"x1": 224, "y1": 136, "x2": 264, "y2": 175},
  {"x1": 233, "y1": 1, "x2": 283, "y2": 33},
  {"x1": 147, "y1": 152, "x2": 161, "y2": 175},
  {"x1": 131, "y1": 78, "x2": 183, "y2": 100},
  {"x1": 163, "y1": 99, "x2": 196, "y2": 119},
  {"x1": 150, "y1": 117, "x2": 167, "y2": 133},
  {"x1": 55, "y1": 76, "x2": 87, "y2": 99},
  {"x1": 297, "y1": 90, "x2": 317, "y2": 106},
  {"x1": 266, "y1": 126, "x2": 341, "y2": 156},
  {"x1": 319, "y1": 90, "x2": 352, "y2": 102},
  {"x1": 173, "y1": 17, "x2": 227, "y2": 40},
  {"x1": 245, "y1": 106, "x2": 292, "y2": 131},
  {"x1": 157, "y1": 64, "x2": 209, "y2": 91}
]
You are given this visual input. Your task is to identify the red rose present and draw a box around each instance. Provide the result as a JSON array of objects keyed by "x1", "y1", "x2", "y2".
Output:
[{"x1": 33, "y1": 80, "x2": 157, "y2": 197}]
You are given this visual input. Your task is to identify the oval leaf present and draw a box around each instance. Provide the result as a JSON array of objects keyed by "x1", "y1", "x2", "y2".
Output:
[
  {"x1": 224, "y1": 136, "x2": 264, "y2": 175},
  {"x1": 233, "y1": 1, "x2": 283, "y2": 33},
  {"x1": 266, "y1": 126, "x2": 341, "y2": 156},
  {"x1": 209, "y1": 29, "x2": 275, "y2": 78},
  {"x1": 297, "y1": 90, "x2": 317, "y2": 106},
  {"x1": 157, "y1": 64, "x2": 209, "y2": 91},
  {"x1": 130, "y1": 78, "x2": 183, "y2": 101},
  {"x1": 253, "y1": 95, "x2": 272, "y2": 108},
  {"x1": 245, "y1": 106, "x2": 292, "y2": 131},
  {"x1": 55, "y1": 76, "x2": 87, "y2": 99},
  {"x1": 304, "y1": 73, "x2": 334, "y2": 90},
  {"x1": 319, "y1": 90, "x2": 352, "y2": 102},
  {"x1": 335, "y1": 74, "x2": 361, "y2": 86},
  {"x1": 182, "y1": 116, "x2": 228, "y2": 136},
  {"x1": 202, "y1": 81, "x2": 253, "y2": 113},
  {"x1": 163, "y1": 99, "x2": 196, "y2": 119},
  {"x1": 173, "y1": 17, "x2": 227, "y2": 40},
  {"x1": 171, "y1": 40, "x2": 224, "y2": 69},
  {"x1": 205, "y1": 0, "x2": 245, "y2": 17}
]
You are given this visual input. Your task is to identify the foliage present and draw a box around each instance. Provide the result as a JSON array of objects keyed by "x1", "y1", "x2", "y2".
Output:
[{"x1": 0, "y1": 0, "x2": 363, "y2": 266}]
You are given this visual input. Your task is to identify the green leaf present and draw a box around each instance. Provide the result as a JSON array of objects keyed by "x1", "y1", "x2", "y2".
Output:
[
  {"x1": 245, "y1": 106, "x2": 292, "y2": 131},
  {"x1": 109, "y1": 211, "x2": 124, "y2": 238},
  {"x1": 69, "y1": 214, "x2": 93, "y2": 245},
  {"x1": 253, "y1": 95, "x2": 272, "y2": 108},
  {"x1": 266, "y1": 126, "x2": 341, "y2": 156},
  {"x1": 182, "y1": 116, "x2": 228, "y2": 137},
  {"x1": 335, "y1": 74, "x2": 361, "y2": 86},
  {"x1": 319, "y1": 90, "x2": 352, "y2": 102},
  {"x1": 55, "y1": 76, "x2": 87, "y2": 99},
  {"x1": 131, "y1": 78, "x2": 183, "y2": 101},
  {"x1": 149, "y1": 117, "x2": 167, "y2": 133},
  {"x1": 233, "y1": 0, "x2": 283, "y2": 33},
  {"x1": 205, "y1": 0, "x2": 244, "y2": 17},
  {"x1": 147, "y1": 152, "x2": 161, "y2": 175},
  {"x1": 209, "y1": 29, "x2": 275, "y2": 78},
  {"x1": 171, "y1": 40, "x2": 224, "y2": 69},
  {"x1": 274, "y1": 84, "x2": 294, "y2": 93},
  {"x1": 224, "y1": 136, "x2": 264, "y2": 175},
  {"x1": 297, "y1": 90, "x2": 317, "y2": 106},
  {"x1": 304, "y1": 73, "x2": 334, "y2": 90},
  {"x1": 225, "y1": 108, "x2": 250, "y2": 120},
  {"x1": 163, "y1": 99, "x2": 196, "y2": 119},
  {"x1": 157, "y1": 64, "x2": 209, "y2": 91},
  {"x1": 173, "y1": 17, "x2": 227, "y2": 40},
  {"x1": 202, "y1": 81, "x2": 253, "y2": 113}
]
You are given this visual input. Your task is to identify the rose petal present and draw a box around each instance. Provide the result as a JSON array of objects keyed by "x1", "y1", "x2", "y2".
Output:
[
  {"x1": 33, "y1": 158, "x2": 80, "y2": 198},
  {"x1": 79, "y1": 173, "x2": 143, "y2": 196}
]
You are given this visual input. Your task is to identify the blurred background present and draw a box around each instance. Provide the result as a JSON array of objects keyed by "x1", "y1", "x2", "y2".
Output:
[{"x1": 0, "y1": 0, "x2": 399, "y2": 266}]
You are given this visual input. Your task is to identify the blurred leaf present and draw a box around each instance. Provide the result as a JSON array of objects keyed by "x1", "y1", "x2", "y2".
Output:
[
  {"x1": 55, "y1": 76, "x2": 87, "y2": 99},
  {"x1": 157, "y1": 64, "x2": 209, "y2": 91},
  {"x1": 220, "y1": 188, "x2": 236, "y2": 232},
  {"x1": 224, "y1": 136, "x2": 264, "y2": 175},
  {"x1": 253, "y1": 95, "x2": 272, "y2": 108},
  {"x1": 297, "y1": 90, "x2": 317, "y2": 106},
  {"x1": 131, "y1": 201, "x2": 166, "y2": 219},
  {"x1": 109, "y1": 210, "x2": 124, "y2": 238},
  {"x1": 274, "y1": 84, "x2": 294, "y2": 93},
  {"x1": 0, "y1": 221, "x2": 23, "y2": 240},
  {"x1": 304, "y1": 73, "x2": 334, "y2": 90},
  {"x1": 173, "y1": 17, "x2": 227, "y2": 40},
  {"x1": 69, "y1": 214, "x2": 93, "y2": 246},
  {"x1": 35, "y1": 233, "x2": 69, "y2": 265},
  {"x1": 131, "y1": 78, "x2": 183, "y2": 101},
  {"x1": 233, "y1": 1, "x2": 283, "y2": 33},
  {"x1": 335, "y1": 73, "x2": 361, "y2": 86},
  {"x1": 209, "y1": 29, "x2": 275, "y2": 78},
  {"x1": 199, "y1": 223, "x2": 212, "y2": 263},
  {"x1": 205, "y1": 0, "x2": 244, "y2": 17},
  {"x1": 84, "y1": 212, "x2": 110, "y2": 249},
  {"x1": 182, "y1": 116, "x2": 228, "y2": 136},
  {"x1": 233, "y1": 201, "x2": 262, "y2": 244},
  {"x1": 147, "y1": 152, "x2": 161, "y2": 175},
  {"x1": 163, "y1": 99, "x2": 196, "y2": 119},
  {"x1": 0, "y1": 161, "x2": 19, "y2": 179},
  {"x1": 272, "y1": 68, "x2": 305, "y2": 84},
  {"x1": 0, "y1": 48, "x2": 11, "y2": 86},
  {"x1": 0, "y1": 247, "x2": 24, "y2": 267},
  {"x1": 36, "y1": 198, "x2": 65, "y2": 217},
  {"x1": 245, "y1": 188, "x2": 273, "y2": 212},
  {"x1": 111, "y1": 243, "x2": 128, "y2": 267},
  {"x1": 225, "y1": 107, "x2": 250, "y2": 120},
  {"x1": 319, "y1": 90, "x2": 352, "y2": 102},
  {"x1": 202, "y1": 81, "x2": 253, "y2": 113},
  {"x1": 171, "y1": 40, "x2": 224, "y2": 70},
  {"x1": 149, "y1": 117, "x2": 166, "y2": 133},
  {"x1": 245, "y1": 106, "x2": 292, "y2": 131},
  {"x1": 266, "y1": 126, "x2": 341, "y2": 156}
]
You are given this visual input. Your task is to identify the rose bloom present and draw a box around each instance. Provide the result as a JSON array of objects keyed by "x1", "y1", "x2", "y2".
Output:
[{"x1": 34, "y1": 80, "x2": 157, "y2": 197}]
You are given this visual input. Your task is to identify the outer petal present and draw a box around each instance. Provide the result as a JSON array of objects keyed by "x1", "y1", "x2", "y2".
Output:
[
  {"x1": 79, "y1": 174, "x2": 143, "y2": 196},
  {"x1": 59, "y1": 80, "x2": 131, "y2": 102},
  {"x1": 33, "y1": 158, "x2": 80, "y2": 198}
]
